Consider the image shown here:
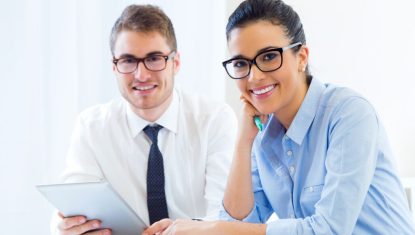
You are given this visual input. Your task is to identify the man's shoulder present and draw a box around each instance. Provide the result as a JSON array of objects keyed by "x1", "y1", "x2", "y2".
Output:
[
  {"x1": 78, "y1": 98, "x2": 125, "y2": 125},
  {"x1": 177, "y1": 88, "x2": 233, "y2": 117}
]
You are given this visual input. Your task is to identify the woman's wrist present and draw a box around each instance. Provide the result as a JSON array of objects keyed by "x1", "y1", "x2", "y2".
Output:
[{"x1": 211, "y1": 221, "x2": 267, "y2": 235}]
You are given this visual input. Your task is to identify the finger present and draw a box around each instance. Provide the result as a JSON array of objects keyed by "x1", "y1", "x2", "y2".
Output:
[
  {"x1": 161, "y1": 224, "x2": 174, "y2": 235},
  {"x1": 64, "y1": 219, "x2": 102, "y2": 234},
  {"x1": 259, "y1": 114, "x2": 268, "y2": 124},
  {"x1": 84, "y1": 228, "x2": 112, "y2": 235},
  {"x1": 143, "y1": 219, "x2": 172, "y2": 235},
  {"x1": 240, "y1": 94, "x2": 250, "y2": 101},
  {"x1": 240, "y1": 99, "x2": 260, "y2": 117},
  {"x1": 58, "y1": 215, "x2": 87, "y2": 230}
]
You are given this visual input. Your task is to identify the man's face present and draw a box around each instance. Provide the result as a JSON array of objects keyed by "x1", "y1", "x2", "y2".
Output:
[{"x1": 112, "y1": 30, "x2": 180, "y2": 116}]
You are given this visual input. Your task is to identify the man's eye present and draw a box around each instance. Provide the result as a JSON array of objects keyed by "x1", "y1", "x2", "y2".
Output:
[
  {"x1": 119, "y1": 58, "x2": 137, "y2": 64},
  {"x1": 232, "y1": 59, "x2": 248, "y2": 68},
  {"x1": 145, "y1": 56, "x2": 163, "y2": 63}
]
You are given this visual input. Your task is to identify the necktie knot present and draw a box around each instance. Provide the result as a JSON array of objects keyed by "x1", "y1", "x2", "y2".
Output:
[{"x1": 143, "y1": 125, "x2": 163, "y2": 144}]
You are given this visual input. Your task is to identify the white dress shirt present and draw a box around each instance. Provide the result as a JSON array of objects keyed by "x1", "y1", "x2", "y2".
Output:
[{"x1": 52, "y1": 87, "x2": 237, "y2": 232}]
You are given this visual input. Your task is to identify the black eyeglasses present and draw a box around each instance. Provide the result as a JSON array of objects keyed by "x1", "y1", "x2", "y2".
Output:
[
  {"x1": 113, "y1": 51, "x2": 176, "y2": 74},
  {"x1": 222, "y1": 42, "x2": 302, "y2": 79}
]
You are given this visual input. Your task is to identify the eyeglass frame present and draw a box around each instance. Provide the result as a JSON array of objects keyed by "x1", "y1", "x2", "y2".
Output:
[
  {"x1": 112, "y1": 50, "x2": 176, "y2": 74},
  {"x1": 222, "y1": 42, "x2": 302, "y2": 79}
]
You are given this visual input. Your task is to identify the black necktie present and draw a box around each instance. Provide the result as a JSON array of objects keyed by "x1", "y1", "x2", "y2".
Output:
[{"x1": 143, "y1": 125, "x2": 169, "y2": 224}]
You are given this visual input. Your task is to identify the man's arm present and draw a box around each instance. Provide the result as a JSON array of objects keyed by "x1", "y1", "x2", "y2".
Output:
[
  {"x1": 51, "y1": 114, "x2": 105, "y2": 235},
  {"x1": 203, "y1": 104, "x2": 238, "y2": 218}
]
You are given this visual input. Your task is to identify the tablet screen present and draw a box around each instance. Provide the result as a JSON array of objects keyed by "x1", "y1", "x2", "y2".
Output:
[{"x1": 37, "y1": 181, "x2": 146, "y2": 235}]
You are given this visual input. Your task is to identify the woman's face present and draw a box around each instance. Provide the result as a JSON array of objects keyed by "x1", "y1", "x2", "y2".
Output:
[{"x1": 227, "y1": 20, "x2": 309, "y2": 121}]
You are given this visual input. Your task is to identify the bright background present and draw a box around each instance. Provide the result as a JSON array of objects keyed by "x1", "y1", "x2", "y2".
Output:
[{"x1": 0, "y1": 0, "x2": 414, "y2": 234}]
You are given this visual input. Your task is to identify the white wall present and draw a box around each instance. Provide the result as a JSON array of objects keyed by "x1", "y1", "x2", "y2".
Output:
[
  {"x1": 286, "y1": 0, "x2": 415, "y2": 177},
  {"x1": 1, "y1": 0, "x2": 414, "y2": 234}
]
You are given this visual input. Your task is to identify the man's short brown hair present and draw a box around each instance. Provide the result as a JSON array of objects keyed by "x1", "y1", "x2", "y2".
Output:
[{"x1": 110, "y1": 4, "x2": 177, "y2": 55}]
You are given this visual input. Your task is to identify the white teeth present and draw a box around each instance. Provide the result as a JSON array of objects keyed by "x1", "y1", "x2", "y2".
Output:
[
  {"x1": 252, "y1": 85, "x2": 275, "y2": 95},
  {"x1": 135, "y1": 85, "x2": 154, "y2": 91}
]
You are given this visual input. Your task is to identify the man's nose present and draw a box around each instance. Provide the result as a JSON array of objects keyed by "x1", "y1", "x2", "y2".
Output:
[{"x1": 133, "y1": 62, "x2": 150, "y2": 81}]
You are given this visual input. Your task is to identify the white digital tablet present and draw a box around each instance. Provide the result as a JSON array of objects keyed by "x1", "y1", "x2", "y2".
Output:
[{"x1": 37, "y1": 181, "x2": 146, "y2": 235}]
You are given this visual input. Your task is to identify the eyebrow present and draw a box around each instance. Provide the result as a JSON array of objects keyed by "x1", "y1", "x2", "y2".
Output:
[
  {"x1": 229, "y1": 46, "x2": 280, "y2": 60},
  {"x1": 116, "y1": 50, "x2": 166, "y2": 59}
]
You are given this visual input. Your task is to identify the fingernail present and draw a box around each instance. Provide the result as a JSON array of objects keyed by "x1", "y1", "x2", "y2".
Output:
[
  {"x1": 93, "y1": 222, "x2": 100, "y2": 228},
  {"x1": 79, "y1": 218, "x2": 86, "y2": 223}
]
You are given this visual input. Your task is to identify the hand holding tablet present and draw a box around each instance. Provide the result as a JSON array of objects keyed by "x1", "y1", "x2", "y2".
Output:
[{"x1": 37, "y1": 181, "x2": 146, "y2": 235}]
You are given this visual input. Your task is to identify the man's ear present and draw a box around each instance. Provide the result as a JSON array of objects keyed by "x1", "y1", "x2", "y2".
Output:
[
  {"x1": 112, "y1": 63, "x2": 117, "y2": 73},
  {"x1": 173, "y1": 51, "x2": 181, "y2": 75}
]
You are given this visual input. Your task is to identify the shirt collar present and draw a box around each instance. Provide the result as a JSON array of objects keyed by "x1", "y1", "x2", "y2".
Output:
[
  {"x1": 126, "y1": 88, "x2": 180, "y2": 138},
  {"x1": 286, "y1": 78, "x2": 325, "y2": 145}
]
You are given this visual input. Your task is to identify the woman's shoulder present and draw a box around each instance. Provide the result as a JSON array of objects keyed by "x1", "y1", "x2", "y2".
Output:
[
  {"x1": 319, "y1": 83, "x2": 376, "y2": 118},
  {"x1": 323, "y1": 83, "x2": 363, "y2": 102},
  {"x1": 321, "y1": 83, "x2": 371, "y2": 108}
]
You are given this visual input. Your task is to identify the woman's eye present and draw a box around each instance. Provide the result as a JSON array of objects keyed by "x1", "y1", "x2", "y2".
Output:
[
  {"x1": 232, "y1": 59, "x2": 248, "y2": 68},
  {"x1": 261, "y1": 52, "x2": 279, "y2": 61}
]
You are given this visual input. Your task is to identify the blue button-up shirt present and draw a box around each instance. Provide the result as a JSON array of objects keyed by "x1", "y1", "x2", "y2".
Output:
[{"x1": 220, "y1": 79, "x2": 415, "y2": 234}]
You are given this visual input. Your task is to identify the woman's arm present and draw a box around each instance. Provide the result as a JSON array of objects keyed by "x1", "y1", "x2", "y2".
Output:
[
  {"x1": 142, "y1": 219, "x2": 266, "y2": 235},
  {"x1": 222, "y1": 96, "x2": 265, "y2": 219}
]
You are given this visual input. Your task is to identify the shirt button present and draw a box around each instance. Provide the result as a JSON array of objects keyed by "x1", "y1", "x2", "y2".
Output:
[
  {"x1": 287, "y1": 150, "x2": 293, "y2": 157},
  {"x1": 289, "y1": 166, "x2": 295, "y2": 175},
  {"x1": 309, "y1": 186, "x2": 314, "y2": 192},
  {"x1": 283, "y1": 135, "x2": 288, "y2": 141}
]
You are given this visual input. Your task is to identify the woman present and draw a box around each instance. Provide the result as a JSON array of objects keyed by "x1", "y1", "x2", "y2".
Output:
[{"x1": 143, "y1": 0, "x2": 415, "y2": 234}]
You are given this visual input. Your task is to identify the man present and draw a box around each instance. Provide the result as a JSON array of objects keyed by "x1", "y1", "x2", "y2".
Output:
[{"x1": 52, "y1": 4, "x2": 237, "y2": 235}]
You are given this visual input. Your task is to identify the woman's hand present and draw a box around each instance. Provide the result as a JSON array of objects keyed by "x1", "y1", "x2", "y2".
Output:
[
  {"x1": 142, "y1": 219, "x2": 172, "y2": 235},
  {"x1": 142, "y1": 219, "x2": 216, "y2": 235},
  {"x1": 238, "y1": 95, "x2": 268, "y2": 145}
]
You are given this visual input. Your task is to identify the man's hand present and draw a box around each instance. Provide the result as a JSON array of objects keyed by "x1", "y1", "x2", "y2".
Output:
[{"x1": 57, "y1": 212, "x2": 112, "y2": 235}]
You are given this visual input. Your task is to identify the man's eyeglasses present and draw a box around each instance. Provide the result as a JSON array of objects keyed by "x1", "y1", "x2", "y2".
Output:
[
  {"x1": 222, "y1": 42, "x2": 302, "y2": 79},
  {"x1": 113, "y1": 51, "x2": 176, "y2": 74}
]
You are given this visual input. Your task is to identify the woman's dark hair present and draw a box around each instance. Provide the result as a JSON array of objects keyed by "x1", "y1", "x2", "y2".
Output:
[{"x1": 226, "y1": 0, "x2": 312, "y2": 84}]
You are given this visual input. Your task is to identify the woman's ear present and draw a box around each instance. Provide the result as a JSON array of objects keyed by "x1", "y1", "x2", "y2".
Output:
[{"x1": 298, "y1": 45, "x2": 309, "y2": 72}]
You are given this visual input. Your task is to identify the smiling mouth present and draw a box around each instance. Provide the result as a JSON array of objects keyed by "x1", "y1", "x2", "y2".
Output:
[
  {"x1": 133, "y1": 85, "x2": 157, "y2": 91},
  {"x1": 250, "y1": 84, "x2": 276, "y2": 95}
]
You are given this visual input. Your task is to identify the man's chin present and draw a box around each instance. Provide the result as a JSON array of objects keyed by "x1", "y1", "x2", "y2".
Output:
[{"x1": 131, "y1": 103, "x2": 158, "y2": 110}]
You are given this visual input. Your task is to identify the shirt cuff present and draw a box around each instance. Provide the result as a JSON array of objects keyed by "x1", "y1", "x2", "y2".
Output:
[{"x1": 266, "y1": 218, "x2": 298, "y2": 235}]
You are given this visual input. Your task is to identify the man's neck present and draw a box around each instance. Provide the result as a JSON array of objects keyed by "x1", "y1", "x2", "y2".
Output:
[{"x1": 131, "y1": 93, "x2": 174, "y2": 123}]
